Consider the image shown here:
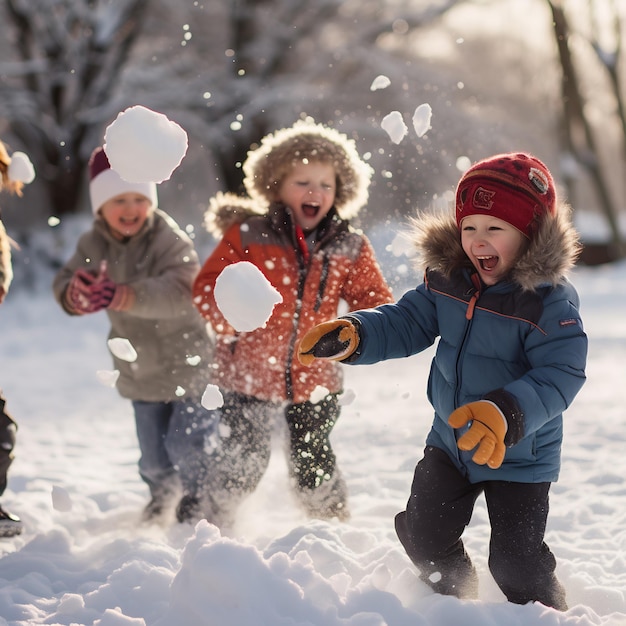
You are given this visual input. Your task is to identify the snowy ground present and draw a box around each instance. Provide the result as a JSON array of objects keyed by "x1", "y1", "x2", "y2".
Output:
[{"x1": 0, "y1": 258, "x2": 625, "y2": 626}]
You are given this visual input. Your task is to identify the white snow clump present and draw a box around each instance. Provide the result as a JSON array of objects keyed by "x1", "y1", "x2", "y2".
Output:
[
  {"x1": 412, "y1": 104, "x2": 432, "y2": 138},
  {"x1": 370, "y1": 75, "x2": 391, "y2": 91},
  {"x1": 381, "y1": 111, "x2": 408, "y2": 144},
  {"x1": 104, "y1": 105, "x2": 188, "y2": 183},
  {"x1": 51, "y1": 485, "x2": 73, "y2": 512},
  {"x1": 107, "y1": 338, "x2": 138, "y2": 362},
  {"x1": 201, "y1": 384, "x2": 224, "y2": 410},
  {"x1": 213, "y1": 261, "x2": 283, "y2": 332},
  {"x1": 309, "y1": 385, "x2": 330, "y2": 404},
  {"x1": 8, "y1": 151, "x2": 36, "y2": 184},
  {"x1": 96, "y1": 369, "x2": 120, "y2": 387}
]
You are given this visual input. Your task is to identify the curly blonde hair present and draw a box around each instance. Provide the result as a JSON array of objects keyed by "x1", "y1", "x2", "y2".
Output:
[{"x1": 242, "y1": 118, "x2": 373, "y2": 219}]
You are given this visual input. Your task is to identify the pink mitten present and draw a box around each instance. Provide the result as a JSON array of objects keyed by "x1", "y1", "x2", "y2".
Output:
[{"x1": 65, "y1": 269, "x2": 99, "y2": 314}]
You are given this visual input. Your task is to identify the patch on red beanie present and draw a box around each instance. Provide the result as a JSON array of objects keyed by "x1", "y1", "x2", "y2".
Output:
[{"x1": 455, "y1": 152, "x2": 556, "y2": 237}]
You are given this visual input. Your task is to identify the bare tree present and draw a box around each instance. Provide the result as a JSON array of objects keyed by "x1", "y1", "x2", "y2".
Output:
[
  {"x1": 0, "y1": 0, "x2": 464, "y2": 219},
  {"x1": 0, "y1": 0, "x2": 149, "y2": 217},
  {"x1": 547, "y1": 0, "x2": 625, "y2": 259}
]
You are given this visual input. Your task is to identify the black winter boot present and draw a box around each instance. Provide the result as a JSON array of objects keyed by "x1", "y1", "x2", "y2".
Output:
[{"x1": 0, "y1": 504, "x2": 22, "y2": 537}]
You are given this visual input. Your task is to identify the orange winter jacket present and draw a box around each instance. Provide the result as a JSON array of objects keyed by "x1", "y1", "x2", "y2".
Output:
[{"x1": 193, "y1": 204, "x2": 393, "y2": 404}]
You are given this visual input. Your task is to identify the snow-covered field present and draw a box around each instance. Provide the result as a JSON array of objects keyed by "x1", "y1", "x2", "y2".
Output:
[{"x1": 0, "y1": 257, "x2": 624, "y2": 625}]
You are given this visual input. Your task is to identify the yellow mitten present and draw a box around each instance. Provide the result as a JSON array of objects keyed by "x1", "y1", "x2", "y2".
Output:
[
  {"x1": 298, "y1": 319, "x2": 359, "y2": 366},
  {"x1": 448, "y1": 400, "x2": 508, "y2": 469}
]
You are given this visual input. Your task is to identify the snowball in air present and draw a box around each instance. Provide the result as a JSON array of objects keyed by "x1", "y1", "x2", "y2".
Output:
[
  {"x1": 456, "y1": 155, "x2": 472, "y2": 173},
  {"x1": 201, "y1": 384, "x2": 224, "y2": 410},
  {"x1": 338, "y1": 388, "x2": 356, "y2": 406},
  {"x1": 107, "y1": 338, "x2": 138, "y2": 362},
  {"x1": 309, "y1": 385, "x2": 330, "y2": 404},
  {"x1": 96, "y1": 369, "x2": 120, "y2": 387},
  {"x1": 214, "y1": 262, "x2": 283, "y2": 332},
  {"x1": 52, "y1": 485, "x2": 73, "y2": 512},
  {"x1": 390, "y1": 232, "x2": 416, "y2": 258},
  {"x1": 370, "y1": 75, "x2": 391, "y2": 91},
  {"x1": 412, "y1": 104, "x2": 432, "y2": 138},
  {"x1": 104, "y1": 105, "x2": 188, "y2": 183},
  {"x1": 7, "y1": 151, "x2": 36, "y2": 184},
  {"x1": 381, "y1": 111, "x2": 408, "y2": 144}
]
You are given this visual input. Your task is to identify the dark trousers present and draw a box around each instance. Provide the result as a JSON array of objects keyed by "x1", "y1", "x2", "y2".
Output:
[
  {"x1": 196, "y1": 391, "x2": 347, "y2": 526},
  {"x1": 0, "y1": 392, "x2": 17, "y2": 497},
  {"x1": 395, "y1": 445, "x2": 567, "y2": 610}
]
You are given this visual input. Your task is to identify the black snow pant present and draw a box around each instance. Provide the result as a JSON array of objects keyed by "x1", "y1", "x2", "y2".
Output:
[
  {"x1": 395, "y1": 445, "x2": 567, "y2": 610},
  {"x1": 0, "y1": 391, "x2": 17, "y2": 498},
  {"x1": 196, "y1": 391, "x2": 348, "y2": 527}
]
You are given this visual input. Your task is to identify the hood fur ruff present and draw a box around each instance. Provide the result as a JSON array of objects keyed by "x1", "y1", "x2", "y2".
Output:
[
  {"x1": 242, "y1": 118, "x2": 373, "y2": 220},
  {"x1": 203, "y1": 192, "x2": 267, "y2": 237},
  {"x1": 409, "y1": 204, "x2": 581, "y2": 292},
  {"x1": 204, "y1": 119, "x2": 373, "y2": 233}
]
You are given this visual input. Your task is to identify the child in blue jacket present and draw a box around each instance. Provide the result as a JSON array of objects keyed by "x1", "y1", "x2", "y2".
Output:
[{"x1": 298, "y1": 153, "x2": 587, "y2": 610}]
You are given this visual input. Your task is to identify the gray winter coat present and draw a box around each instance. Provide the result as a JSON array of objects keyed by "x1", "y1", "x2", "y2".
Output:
[{"x1": 53, "y1": 209, "x2": 212, "y2": 402}]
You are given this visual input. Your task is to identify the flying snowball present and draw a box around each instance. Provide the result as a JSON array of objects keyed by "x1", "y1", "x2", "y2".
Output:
[
  {"x1": 201, "y1": 384, "x2": 224, "y2": 410},
  {"x1": 104, "y1": 105, "x2": 188, "y2": 183},
  {"x1": 309, "y1": 385, "x2": 330, "y2": 404},
  {"x1": 391, "y1": 232, "x2": 416, "y2": 258},
  {"x1": 381, "y1": 111, "x2": 408, "y2": 144},
  {"x1": 7, "y1": 151, "x2": 36, "y2": 184},
  {"x1": 107, "y1": 338, "x2": 138, "y2": 362},
  {"x1": 338, "y1": 388, "x2": 356, "y2": 406},
  {"x1": 96, "y1": 369, "x2": 120, "y2": 387},
  {"x1": 214, "y1": 262, "x2": 283, "y2": 332},
  {"x1": 370, "y1": 75, "x2": 391, "y2": 91},
  {"x1": 51, "y1": 485, "x2": 73, "y2": 512},
  {"x1": 456, "y1": 155, "x2": 472, "y2": 173},
  {"x1": 412, "y1": 103, "x2": 432, "y2": 138}
]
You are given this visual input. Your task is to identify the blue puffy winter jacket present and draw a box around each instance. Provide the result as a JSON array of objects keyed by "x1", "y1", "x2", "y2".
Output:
[{"x1": 347, "y1": 212, "x2": 587, "y2": 484}]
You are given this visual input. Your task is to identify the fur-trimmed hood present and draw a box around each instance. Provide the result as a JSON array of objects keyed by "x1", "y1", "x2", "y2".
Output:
[
  {"x1": 241, "y1": 118, "x2": 373, "y2": 220},
  {"x1": 409, "y1": 204, "x2": 582, "y2": 291},
  {"x1": 203, "y1": 192, "x2": 265, "y2": 237}
]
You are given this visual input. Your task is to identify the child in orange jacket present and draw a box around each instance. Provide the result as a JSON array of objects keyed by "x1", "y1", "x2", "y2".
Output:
[{"x1": 191, "y1": 118, "x2": 394, "y2": 527}]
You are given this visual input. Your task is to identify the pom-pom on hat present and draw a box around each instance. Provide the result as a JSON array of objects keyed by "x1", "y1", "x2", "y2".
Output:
[
  {"x1": 455, "y1": 152, "x2": 556, "y2": 238},
  {"x1": 88, "y1": 146, "x2": 158, "y2": 215},
  {"x1": 242, "y1": 117, "x2": 373, "y2": 220}
]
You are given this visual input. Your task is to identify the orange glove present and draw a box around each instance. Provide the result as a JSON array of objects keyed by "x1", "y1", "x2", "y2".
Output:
[
  {"x1": 298, "y1": 319, "x2": 359, "y2": 366},
  {"x1": 448, "y1": 400, "x2": 508, "y2": 469}
]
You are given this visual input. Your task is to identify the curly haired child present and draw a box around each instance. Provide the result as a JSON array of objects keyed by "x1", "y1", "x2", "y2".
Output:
[
  {"x1": 299, "y1": 152, "x2": 587, "y2": 610},
  {"x1": 191, "y1": 118, "x2": 394, "y2": 527}
]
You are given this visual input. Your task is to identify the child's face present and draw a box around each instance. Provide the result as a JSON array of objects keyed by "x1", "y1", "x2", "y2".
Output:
[
  {"x1": 278, "y1": 161, "x2": 336, "y2": 232},
  {"x1": 460, "y1": 214, "x2": 526, "y2": 285},
  {"x1": 99, "y1": 193, "x2": 152, "y2": 239}
]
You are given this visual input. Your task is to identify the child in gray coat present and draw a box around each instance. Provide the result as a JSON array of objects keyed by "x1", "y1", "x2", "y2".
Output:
[{"x1": 53, "y1": 146, "x2": 216, "y2": 523}]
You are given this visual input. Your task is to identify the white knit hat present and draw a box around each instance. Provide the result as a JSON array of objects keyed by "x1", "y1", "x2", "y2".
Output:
[{"x1": 88, "y1": 146, "x2": 157, "y2": 214}]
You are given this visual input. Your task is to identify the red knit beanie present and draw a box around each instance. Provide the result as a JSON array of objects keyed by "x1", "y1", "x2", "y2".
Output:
[
  {"x1": 455, "y1": 152, "x2": 556, "y2": 238},
  {"x1": 88, "y1": 146, "x2": 157, "y2": 214}
]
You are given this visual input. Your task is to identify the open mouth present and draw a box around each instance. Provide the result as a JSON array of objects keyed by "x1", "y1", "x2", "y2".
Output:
[
  {"x1": 477, "y1": 255, "x2": 498, "y2": 271},
  {"x1": 301, "y1": 202, "x2": 320, "y2": 218},
  {"x1": 119, "y1": 216, "x2": 140, "y2": 227}
]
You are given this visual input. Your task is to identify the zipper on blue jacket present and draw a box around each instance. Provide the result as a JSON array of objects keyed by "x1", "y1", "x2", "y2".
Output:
[{"x1": 454, "y1": 273, "x2": 481, "y2": 408}]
